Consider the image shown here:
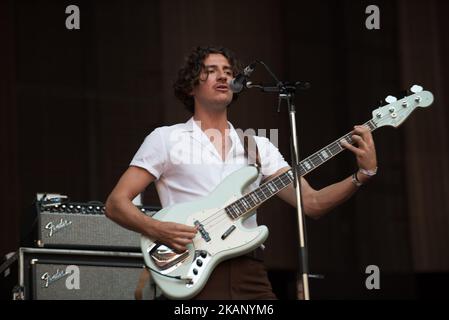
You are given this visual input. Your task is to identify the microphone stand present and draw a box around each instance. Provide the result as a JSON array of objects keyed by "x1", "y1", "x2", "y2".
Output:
[{"x1": 246, "y1": 63, "x2": 311, "y2": 300}]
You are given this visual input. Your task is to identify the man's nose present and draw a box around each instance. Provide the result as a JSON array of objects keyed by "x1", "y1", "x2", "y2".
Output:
[{"x1": 217, "y1": 70, "x2": 229, "y2": 82}]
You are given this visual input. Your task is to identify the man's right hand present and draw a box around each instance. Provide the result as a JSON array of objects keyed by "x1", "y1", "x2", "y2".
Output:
[{"x1": 151, "y1": 220, "x2": 198, "y2": 253}]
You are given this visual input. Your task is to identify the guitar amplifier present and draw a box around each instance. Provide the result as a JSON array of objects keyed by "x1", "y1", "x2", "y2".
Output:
[
  {"x1": 0, "y1": 252, "x2": 19, "y2": 300},
  {"x1": 16, "y1": 247, "x2": 158, "y2": 300},
  {"x1": 22, "y1": 195, "x2": 160, "y2": 251}
]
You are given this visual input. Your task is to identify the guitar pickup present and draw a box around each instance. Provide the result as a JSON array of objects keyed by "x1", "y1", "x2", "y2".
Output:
[
  {"x1": 194, "y1": 220, "x2": 211, "y2": 242},
  {"x1": 221, "y1": 225, "x2": 236, "y2": 240}
]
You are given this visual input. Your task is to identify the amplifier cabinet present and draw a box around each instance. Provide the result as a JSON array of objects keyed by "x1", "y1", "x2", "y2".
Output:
[
  {"x1": 35, "y1": 203, "x2": 159, "y2": 251},
  {"x1": 17, "y1": 247, "x2": 157, "y2": 300},
  {"x1": 0, "y1": 252, "x2": 18, "y2": 299}
]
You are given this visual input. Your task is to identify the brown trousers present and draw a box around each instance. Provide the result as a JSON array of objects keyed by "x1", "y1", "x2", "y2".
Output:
[
  {"x1": 192, "y1": 253, "x2": 277, "y2": 300},
  {"x1": 137, "y1": 250, "x2": 277, "y2": 300}
]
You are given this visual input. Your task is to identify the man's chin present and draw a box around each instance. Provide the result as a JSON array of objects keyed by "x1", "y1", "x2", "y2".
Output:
[
  {"x1": 196, "y1": 97, "x2": 232, "y2": 112},
  {"x1": 208, "y1": 104, "x2": 229, "y2": 112},
  {"x1": 211, "y1": 98, "x2": 232, "y2": 110}
]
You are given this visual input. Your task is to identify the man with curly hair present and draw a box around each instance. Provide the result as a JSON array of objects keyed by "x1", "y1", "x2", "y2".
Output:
[{"x1": 106, "y1": 45, "x2": 378, "y2": 300}]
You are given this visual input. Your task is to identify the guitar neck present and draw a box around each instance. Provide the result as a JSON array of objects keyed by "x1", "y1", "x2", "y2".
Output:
[
  {"x1": 297, "y1": 119, "x2": 377, "y2": 176},
  {"x1": 224, "y1": 119, "x2": 378, "y2": 220}
]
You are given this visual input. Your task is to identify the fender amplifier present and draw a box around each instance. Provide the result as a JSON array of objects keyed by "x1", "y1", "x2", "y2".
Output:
[
  {"x1": 0, "y1": 252, "x2": 19, "y2": 299},
  {"x1": 17, "y1": 247, "x2": 158, "y2": 300},
  {"x1": 22, "y1": 195, "x2": 160, "y2": 251}
]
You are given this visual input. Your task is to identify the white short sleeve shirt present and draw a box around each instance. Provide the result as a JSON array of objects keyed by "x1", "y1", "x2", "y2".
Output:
[{"x1": 130, "y1": 117, "x2": 289, "y2": 228}]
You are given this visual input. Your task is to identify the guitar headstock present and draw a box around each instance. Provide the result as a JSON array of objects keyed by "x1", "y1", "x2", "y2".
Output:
[{"x1": 371, "y1": 85, "x2": 434, "y2": 128}]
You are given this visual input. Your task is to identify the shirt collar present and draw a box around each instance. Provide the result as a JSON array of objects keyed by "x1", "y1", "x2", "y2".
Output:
[
  {"x1": 181, "y1": 117, "x2": 240, "y2": 159},
  {"x1": 182, "y1": 117, "x2": 238, "y2": 142}
]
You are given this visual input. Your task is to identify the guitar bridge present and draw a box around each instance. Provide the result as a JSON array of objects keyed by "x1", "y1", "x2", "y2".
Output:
[{"x1": 149, "y1": 243, "x2": 190, "y2": 270}]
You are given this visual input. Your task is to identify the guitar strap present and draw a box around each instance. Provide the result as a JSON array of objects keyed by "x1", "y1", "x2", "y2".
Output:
[
  {"x1": 135, "y1": 267, "x2": 160, "y2": 300},
  {"x1": 134, "y1": 268, "x2": 151, "y2": 300},
  {"x1": 237, "y1": 132, "x2": 261, "y2": 170}
]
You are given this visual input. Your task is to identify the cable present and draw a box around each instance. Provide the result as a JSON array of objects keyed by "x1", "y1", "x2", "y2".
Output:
[
  {"x1": 145, "y1": 266, "x2": 192, "y2": 283},
  {"x1": 256, "y1": 60, "x2": 283, "y2": 87}
]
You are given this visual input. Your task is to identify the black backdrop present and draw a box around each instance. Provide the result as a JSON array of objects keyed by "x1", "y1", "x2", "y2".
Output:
[{"x1": 1, "y1": 0, "x2": 448, "y2": 299}]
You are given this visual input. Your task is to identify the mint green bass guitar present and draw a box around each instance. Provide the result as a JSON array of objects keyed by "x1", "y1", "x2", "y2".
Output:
[{"x1": 141, "y1": 86, "x2": 433, "y2": 299}]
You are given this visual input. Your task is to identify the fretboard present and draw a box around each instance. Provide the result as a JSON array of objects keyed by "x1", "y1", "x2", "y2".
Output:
[{"x1": 225, "y1": 120, "x2": 377, "y2": 219}]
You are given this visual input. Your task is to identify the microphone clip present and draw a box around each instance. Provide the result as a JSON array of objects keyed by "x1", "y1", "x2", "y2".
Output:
[{"x1": 229, "y1": 61, "x2": 258, "y2": 93}]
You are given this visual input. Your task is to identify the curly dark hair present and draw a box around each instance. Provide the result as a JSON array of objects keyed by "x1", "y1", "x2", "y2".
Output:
[{"x1": 173, "y1": 45, "x2": 243, "y2": 113}]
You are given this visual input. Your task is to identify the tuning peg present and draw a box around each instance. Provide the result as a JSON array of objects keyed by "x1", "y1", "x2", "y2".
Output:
[
  {"x1": 410, "y1": 85, "x2": 423, "y2": 93},
  {"x1": 385, "y1": 95, "x2": 397, "y2": 104}
]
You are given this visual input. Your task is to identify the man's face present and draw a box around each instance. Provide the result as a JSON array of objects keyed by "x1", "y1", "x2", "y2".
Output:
[{"x1": 191, "y1": 53, "x2": 234, "y2": 111}]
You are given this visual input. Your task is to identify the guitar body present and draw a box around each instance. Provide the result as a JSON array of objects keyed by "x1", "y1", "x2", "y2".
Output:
[{"x1": 140, "y1": 166, "x2": 268, "y2": 300}]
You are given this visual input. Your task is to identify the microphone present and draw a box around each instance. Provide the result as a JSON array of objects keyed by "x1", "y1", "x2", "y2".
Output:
[{"x1": 229, "y1": 61, "x2": 257, "y2": 93}]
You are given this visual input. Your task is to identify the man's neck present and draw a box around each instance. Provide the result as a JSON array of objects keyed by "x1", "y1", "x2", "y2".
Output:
[
  {"x1": 193, "y1": 106, "x2": 232, "y2": 161},
  {"x1": 193, "y1": 107, "x2": 229, "y2": 134}
]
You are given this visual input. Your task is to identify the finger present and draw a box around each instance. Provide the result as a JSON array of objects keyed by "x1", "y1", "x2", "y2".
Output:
[
  {"x1": 354, "y1": 124, "x2": 370, "y2": 131},
  {"x1": 158, "y1": 240, "x2": 184, "y2": 253},
  {"x1": 178, "y1": 231, "x2": 198, "y2": 239},
  {"x1": 174, "y1": 223, "x2": 198, "y2": 233},
  {"x1": 354, "y1": 126, "x2": 373, "y2": 145},
  {"x1": 174, "y1": 237, "x2": 193, "y2": 245},
  {"x1": 163, "y1": 225, "x2": 196, "y2": 240},
  {"x1": 354, "y1": 124, "x2": 371, "y2": 131},
  {"x1": 166, "y1": 239, "x2": 187, "y2": 251},
  {"x1": 351, "y1": 135, "x2": 368, "y2": 149},
  {"x1": 340, "y1": 139, "x2": 363, "y2": 156},
  {"x1": 353, "y1": 126, "x2": 369, "y2": 138},
  {"x1": 172, "y1": 244, "x2": 187, "y2": 253}
]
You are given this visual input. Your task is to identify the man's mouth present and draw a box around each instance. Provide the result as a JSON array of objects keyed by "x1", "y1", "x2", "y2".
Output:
[{"x1": 214, "y1": 84, "x2": 229, "y2": 92}]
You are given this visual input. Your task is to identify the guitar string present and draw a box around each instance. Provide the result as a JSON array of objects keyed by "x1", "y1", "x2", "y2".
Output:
[
  {"x1": 199, "y1": 170, "x2": 292, "y2": 227},
  {"x1": 195, "y1": 121, "x2": 376, "y2": 230},
  {"x1": 200, "y1": 172, "x2": 296, "y2": 233},
  {"x1": 197, "y1": 135, "x2": 350, "y2": 227},
  {"x1": 196, "y1": 137, "x2": 349, "y2": 230},
  {"x1": 212, "y1": 100, "x2": 423, "y2": 228},
  {"x1": 196, "y1": 136, "x2": 352, "y2": 229},
  {"x1": 202, "y1": 174, "x2": 295, "y2": 232},
  {"x1": 193, "y1": 178, "x2": 287, "y2": 234},
  {"x1": 194, "y1": 165, "x2": 291, "y2": 227}
]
